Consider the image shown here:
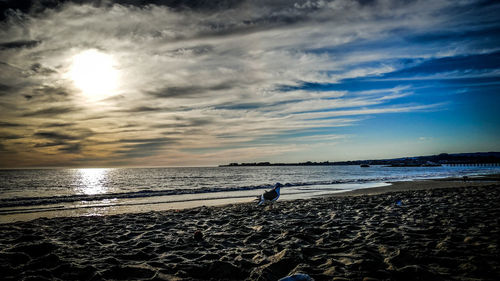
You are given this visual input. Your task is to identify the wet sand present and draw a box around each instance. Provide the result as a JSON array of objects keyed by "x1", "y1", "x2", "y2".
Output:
[{"x1": 1, "y1": 179, "x2": 499, "y2": 280}]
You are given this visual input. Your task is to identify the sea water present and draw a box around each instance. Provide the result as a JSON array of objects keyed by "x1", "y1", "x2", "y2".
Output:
[{"x1": 1, "y1": 165, "x2": 499, "y2": 223}]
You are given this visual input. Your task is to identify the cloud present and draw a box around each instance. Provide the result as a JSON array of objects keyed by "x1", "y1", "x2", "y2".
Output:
[
  {"x1": 33, "y1": 140, "x2": 66, "y2": 147},
  {"x1": 33, "y1": 128, "x2": 94, "y2": 147},
  {"x1": 22, "y1": 106, "x2": 78, "y2": 117},
  {"x1": 0, "y1": 121, "x2": 24, "y2": 127},
  {"x1": 0, "y1": 40, "x2": 40, "y2": 50},
  {"x1": 44, "y1": 122, "x2": 76, "y2": 127},
  {"x1": 30, "y1": 63, "x2": 57, "y2": 75},
  {"x1": 119, "y1": 137, "x2": 171, "y2": 143},
  {"x1": 0, "y1": 0, "x2": 246, "y2": 21},
  {"x1": 0, "y1": 0, "x2": 499, "y2": 166},
  {"x1": 0, "y1": 83, "x2": 12, "y2": 92},
  {"x1": 58, "y1": 142, "x2": 81, "y2": 153},
  {"x1": 34, "y1": 131, "x2": 80, "y2": 140},
  {"x1": 124, "y1": 106, "x2": 164, "y2": 112},
  {"x1": 33, "y1": 139, "x2": 82, "y2": 153},
  {"x1": 0, "y1": 132, "x2": 24, "y2": 140},
  {"x1": 114, "y1": 136, "x2": 179, "y2": 158},
  {"x1": 147, "y1": 82, "x2": 235, "y2": 99},
  {"x1": 383, "y1": 51, "x2": 500, "y2": 79}
]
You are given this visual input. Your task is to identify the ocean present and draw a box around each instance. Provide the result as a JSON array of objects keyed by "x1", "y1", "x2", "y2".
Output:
[{"x1": 1, "y1": 165, "x2": 499, "y2": 223}]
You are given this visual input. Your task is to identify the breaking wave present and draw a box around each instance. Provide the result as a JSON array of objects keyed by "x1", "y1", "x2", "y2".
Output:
[{"x1": 0, "y1": 177, "x2": 399, "y2": 209}]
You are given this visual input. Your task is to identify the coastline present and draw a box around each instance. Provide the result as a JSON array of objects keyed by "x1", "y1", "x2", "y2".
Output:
[
  {"x1": 332, "y1": 173, "x2": 500, "y2": 197},
  {"x1": 3, "y1": 167, "x2": 500, "y2": 224},
  {"x1": 0, "y1": 182, "x2": 389, "y2": 224},
  {"x1": 1, "y1": 176, "x2": 499, "y2": 280}
]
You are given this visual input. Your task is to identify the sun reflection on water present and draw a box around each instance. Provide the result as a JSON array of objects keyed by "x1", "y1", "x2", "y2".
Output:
[{"x1": 75, "y1": 168, "x2": 109, "y2": 195}]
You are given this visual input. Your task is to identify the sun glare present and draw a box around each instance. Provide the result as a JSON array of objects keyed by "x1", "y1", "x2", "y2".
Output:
[
  {"x1": 75, "y1": 168, "x2": 109, "y2": 195},
  {"x1": 69, "y1": 49, "x2": 118, "y2": 99}
]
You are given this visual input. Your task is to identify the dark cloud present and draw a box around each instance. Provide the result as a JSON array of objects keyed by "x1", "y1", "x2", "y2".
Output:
[
  {"x1": 34, "y1": 128, "x2": 93, "y2": 140},
  {"x1": 170, "y1": 45, "x2": 214, "y2": 56},
  {"x1": 147, "y1": 86, "x2": 206, "y2": 98},
  {"x1": 121, "y1": 141, "x2": 168, "y2": 150},
  {"x1": 119, "y1": 137, "x2": 172, "y2": 143},
  {"x1": 0, "y1": 83, "x2": 12, "y2": 93},
  {"x1": 0, "y1": 133, "x2": 23, "y2": 139},
  {"x1": 151, "y1": 117, "x2": 213, "y2": 128},
  {"x1": 0, "y1": 40, "x2": 40, "y2": 50},
  {"x1": 356, "y1": 0, "x2": 377, "y2": 5},
  {"x1": 34, "y1": 139, "x2": 81, "y2": 153},
  {"x1": 148, "y1": 82, "x2": 233, "y2": 98},
  {"x1": 58, "y1": 142, "x2": 81, "y2": 153},
  {"x1": 214, "y1": 102, "x2": 264, "y2": 110},
  {"x1": 0, "y1": 0, "x2": 244, "y2": 21},
  {"x1": 0, "y1": 0, "x2": 336, "y2": 38},
  {"x1": 33, "y1": 129, "x2": 92, "y2": 153},
  {"x1": 175, "y1": 116, "x2": 213, "y2": 127},
  {"x1": 190, "y1": 14, "x2": 311, "y2": 39},
  {"x1": 124, "y1": 106, "x2": 164, "y2": 113},
  {"x1": 214, "y1": 98, "x2": 305, "y2": 111},
  {"x1": 0, "y1": 64, "x2": 26, "y2": 97},
  {"x1": 34, "y1": 131, "x2": 79, "y2": 140},
  {"x1": 119, "y1": 105, "x2": 191, "y2": 114},
  {"x1": 34, "y1": 140, "x2": 66, "y2": 147},
  {"x1": 30, "y1": 63, "x2": 56, "y2": 75},
  {"x1": 115, "y1": 136, "x2": 178, "y2": 158},
  {"x1": 0, "y1": 121, "x2": 24, "y2": 127},
  {"x1": 1, "y1": 1, "x2": 96, "y2": 20},
  {"x1": 120, "y1": 0, "x2": 244, "y2": 10},
  {"x1": 113, "y1": 148, "x2": 158, "y2": 158},
  {"x1": 32, "y1": 85, "x2": 69, "y2": 99},
  {"x1": 10, "y1": 85, "x2": 70, "y2": 102},
  {"x1": 44, "y1": 122, "x2": 76, "y2": 127},
  {"x1": 22, "y1": 106, "x2": 78, "y2": 117}
]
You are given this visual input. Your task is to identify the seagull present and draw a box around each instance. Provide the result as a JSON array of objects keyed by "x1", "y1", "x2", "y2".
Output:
[{"x1": 257, "y1": 182, "x2": 282, "y2": 206}]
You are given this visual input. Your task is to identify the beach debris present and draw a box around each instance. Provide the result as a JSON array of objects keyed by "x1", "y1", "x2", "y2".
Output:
[
  {"x1": 193, "y1": 230, "x2": 203, "y2": 241},
  {"x1": 463, "y1": 236, "x2": 475, "y2": 244},
  {"x1": 396, "y1": 200, "x2": 402, "y2": 206},
  {"x1": 257, "y1": 182, "x2": 282, "y2": 206},
  {"x1": 278, "y1": 273, "x2": 315, "y2": 281}
]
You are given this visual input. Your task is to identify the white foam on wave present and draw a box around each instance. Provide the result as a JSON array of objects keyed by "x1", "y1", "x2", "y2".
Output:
[{"x1": 0, "y1": 182, "x2": 390, "y2": 223}]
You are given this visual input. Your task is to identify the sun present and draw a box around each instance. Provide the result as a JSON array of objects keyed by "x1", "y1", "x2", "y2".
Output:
[{"x1": 69, "y1": 49, "x2": 118, "y2": 99}]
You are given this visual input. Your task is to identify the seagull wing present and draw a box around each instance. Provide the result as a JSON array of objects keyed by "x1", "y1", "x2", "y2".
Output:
[{"x1": 263, "y1": 189, "x2": 278, "y2": 201}]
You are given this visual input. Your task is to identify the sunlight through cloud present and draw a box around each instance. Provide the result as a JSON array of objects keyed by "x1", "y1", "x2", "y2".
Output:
[{"x1": 69, "y1": 49, "x2": 118, "y2": 99}]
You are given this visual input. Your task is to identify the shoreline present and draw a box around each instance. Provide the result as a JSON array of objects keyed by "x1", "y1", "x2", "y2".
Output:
[
  {"x1": 1, "y1": 176, "x2": 499, "y2": 280},
  {"x1": 0, "y1": 182, "x2": 389, "y2": 224},
  {"x1": 332, "y1": 173, "x2": 500, "y2": 197},
  {"x1": 1, "y1": 174, "x2": 499, "y2": 224}
]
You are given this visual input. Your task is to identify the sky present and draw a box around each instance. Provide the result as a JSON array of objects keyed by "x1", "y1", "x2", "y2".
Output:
[{"x1": 0, "y1": 0, "x2": 499, "y2": 168}]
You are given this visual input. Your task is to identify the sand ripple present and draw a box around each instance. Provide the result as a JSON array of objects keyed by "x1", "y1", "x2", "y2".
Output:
[{"x1": 1, "y1": 184, "x2": 499, "y2": 280}]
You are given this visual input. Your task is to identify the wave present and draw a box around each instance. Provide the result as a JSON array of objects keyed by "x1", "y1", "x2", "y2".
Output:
[
  {"x1": 0, "y1": 177, "x2": 402, "y2": 209},
  {"x1": 0, "y1": 188, "x2": 334, "y2": 216}
]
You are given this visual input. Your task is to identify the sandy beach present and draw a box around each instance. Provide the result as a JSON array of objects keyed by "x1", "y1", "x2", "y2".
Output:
[{"x1": 1, "y1": 178, "x2": 499, "y2": 281}]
